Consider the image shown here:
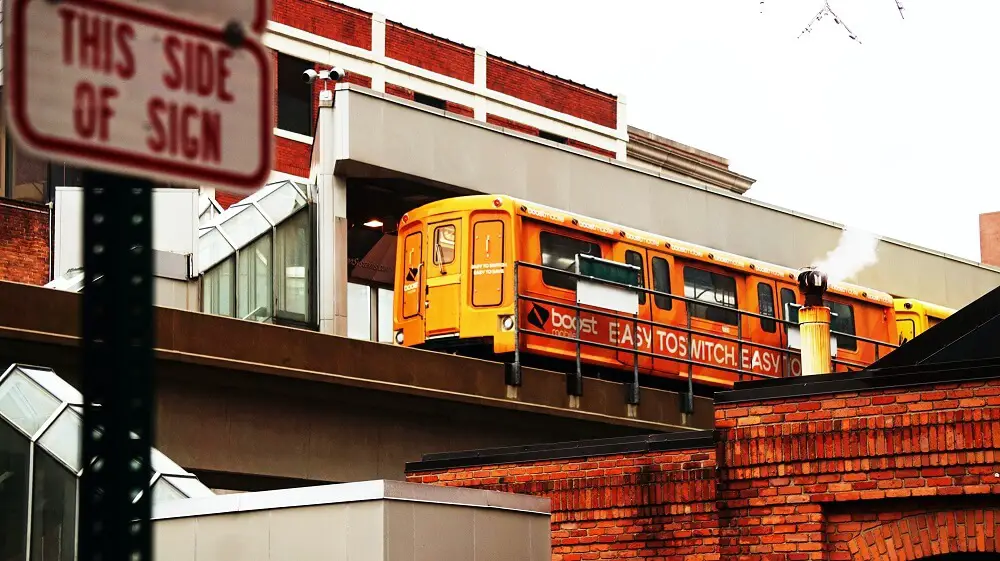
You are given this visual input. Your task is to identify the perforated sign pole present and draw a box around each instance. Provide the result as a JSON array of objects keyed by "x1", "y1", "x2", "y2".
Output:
[{"x1": 79, "y1": 169, "x2": 155, "y2": 561}]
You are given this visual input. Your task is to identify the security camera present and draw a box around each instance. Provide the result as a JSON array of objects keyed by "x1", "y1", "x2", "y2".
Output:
[
  {"x1": 302, "y1": 67, "x2": 347, "y2": 84},
  {"x1": 327, "y1": 67, "x2": 346, "y2": 81}
]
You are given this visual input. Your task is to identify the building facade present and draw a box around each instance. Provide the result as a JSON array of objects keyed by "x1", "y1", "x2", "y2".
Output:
[{"x1": 2, "y1": 0, "x2": 999, "y2": 344}]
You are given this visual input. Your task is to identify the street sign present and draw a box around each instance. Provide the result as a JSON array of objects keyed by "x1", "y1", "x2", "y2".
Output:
[
  {"x1": 5, "y1": 0, "x2": 273, "y2": 193},
  {"x1": 115, "y1": 0, "x2": 271, "y2": 34}
]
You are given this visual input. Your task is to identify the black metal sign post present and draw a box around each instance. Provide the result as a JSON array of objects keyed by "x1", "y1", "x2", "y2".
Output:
[{"x1": 79, "y1": 170, "x2": 155, "y2": 561}]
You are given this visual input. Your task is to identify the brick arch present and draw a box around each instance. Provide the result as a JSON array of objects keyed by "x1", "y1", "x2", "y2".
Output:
[{"x1": 848, "y1": 510, "x2": 1000, "y2": 561}]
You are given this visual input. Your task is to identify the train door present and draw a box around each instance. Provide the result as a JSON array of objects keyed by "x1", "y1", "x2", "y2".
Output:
[
  {"x1": 424, "y1": 218, "x2": 462, "y2": 337},
  {"x1": 400, "y1": 229, "x2": 424, "y2": 322},
  {"x1": 745, "y1": 277, "x2": 782, "y2": 380},
  {"x1": 612, "y1": 244, "x2": 653, "y2": 372},
  {"x1": 647, "y1": 251, "x2": 681, "y2": 378}
]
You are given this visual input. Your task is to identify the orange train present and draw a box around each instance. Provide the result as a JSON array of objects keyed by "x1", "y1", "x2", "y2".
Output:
[{"x1": 391, "y1": 194, "x2": 951, "y2": 390}]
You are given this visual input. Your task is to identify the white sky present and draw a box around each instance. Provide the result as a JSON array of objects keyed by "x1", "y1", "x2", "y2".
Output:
[{"x1": 342, "y1": 0, "x2": 1000, "y2": 262}]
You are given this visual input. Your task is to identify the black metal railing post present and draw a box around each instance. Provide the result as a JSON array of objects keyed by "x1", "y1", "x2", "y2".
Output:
[
  {"x1": 629, "y1": 310, "x2": 640, "y2": 406},
  {"x1": 506, "y1": 262, "x2": 522, "y2": 387},
  {"x1": 569, "y1": 283, "x2": 583, "y2": 397}
]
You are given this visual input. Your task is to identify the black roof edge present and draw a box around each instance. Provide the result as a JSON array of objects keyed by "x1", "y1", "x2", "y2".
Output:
[
  {"x1": 405, "y1": 430, "x2": 715, "y2": 473},
  {"x1": 870, "y1": 283, "x2": 1000, "y2": 369},
  {"x1": 715, "y1": 356, "x2": 1000, "y2": 404}
]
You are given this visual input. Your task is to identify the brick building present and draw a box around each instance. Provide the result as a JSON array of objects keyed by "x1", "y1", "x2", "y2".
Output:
[
  {"x1": 3, "y1": 0, "x2": 1000, "y2": 340},
  {"x1": 406, "y1": 285, "x2": 1000, "y2": 560}
]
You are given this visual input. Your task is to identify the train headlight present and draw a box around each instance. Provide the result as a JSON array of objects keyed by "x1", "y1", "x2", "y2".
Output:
[
  {"x1": 394, "y1": 330, "x2": 404, "y2": 344},
  {"x1": 501, "y1": 316, "x2": 515, "y2": 331}
]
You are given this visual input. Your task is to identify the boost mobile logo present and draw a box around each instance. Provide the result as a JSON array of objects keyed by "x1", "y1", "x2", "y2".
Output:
[{"x1": 527, "y1": 304, "x2": 550, "y2": 330}]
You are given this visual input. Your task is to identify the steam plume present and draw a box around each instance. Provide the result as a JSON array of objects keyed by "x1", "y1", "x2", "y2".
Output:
[{"x1": 812, "y1": 228, "x2": 880, "y2": 284}]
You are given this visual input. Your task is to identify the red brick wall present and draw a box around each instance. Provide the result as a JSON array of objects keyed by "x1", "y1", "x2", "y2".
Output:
[
  {"x1": 0, "y1": 200, "x2": 49, "y2": 285},
  {"x1": 408, "y1": 447, "x2": 719, "y2": 560},
  {"x1": 486, "y1": 56, "x2": 617, "y2": 129},
  {"x1": 385, "y1": 83, "x2": 473, "y2": 117},
  {"x1": 272, "y1": 0, "x2": 372, "y2": 49},
  {"x1": 487, "y1": 114, "x2": 539, "y2": 136},
  {"x1": 275, "y1": 136, "x2": 312, "y2": 179},
  {"x1": 568, "y1": 139, "x2": 615, "y2": 159},
  {"x1": 408, "y1": 376, "x2": 1000, "y2": 560},
  {"x1": 385, "y1": 22, "x2": 474, "y2": 83},
  {"x1": 980, "y1": 211, "x2": 1000, "y2": 266},
  {"x1": 487, "y1": 114, "x2": 615, "y2": 158}
]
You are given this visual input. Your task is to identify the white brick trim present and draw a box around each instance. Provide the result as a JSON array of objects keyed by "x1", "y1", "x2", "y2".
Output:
[
  {"x1": 273, "y1": 127, "x2": 314, "y2": 145},
  {"x1": 263, "y1": 21, "x2": 626, "y2": 158}
]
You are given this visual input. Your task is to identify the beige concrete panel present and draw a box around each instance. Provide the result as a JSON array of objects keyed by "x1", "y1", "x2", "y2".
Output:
[
  {"x1": 410, "y1": 503, "x2": 475, "y2": 561},
  {"x1": 383, "y1": 501, "x2": 416, "y2": 561},
  {"x1": 345, "y1": 501, "x2": 385, "y2": 561},
  {"x1": 266, "y1": 504, "x2": 349, "y2": 561},
  {"x1": 194, "y1": 510, "x2": 271, "y2": 561},
  {"x1": 153, "y1": 517, "x2": 197, "y2": 561},
  {"x1": 336, "y1": 88, "x2": 1000, "y2": 309},
  {"x1": 472, "y1": 508, "x2": 534, "y2": 561}
]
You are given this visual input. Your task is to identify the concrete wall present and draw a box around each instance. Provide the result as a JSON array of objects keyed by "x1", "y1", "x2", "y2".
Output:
[
  {"x1": 153, "y1": 480, "x2": 551, "y2": 561},
  {"x1": 335, "y1": 86, "x2": 1000, "y2": 310}
]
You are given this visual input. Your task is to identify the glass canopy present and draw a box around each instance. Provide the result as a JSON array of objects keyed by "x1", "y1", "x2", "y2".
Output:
[
  {"x1": 198, "y1": 180, "x2": 309, "y2": 274},
  {"x1": 0, "y1": 363, "x2": 214, "y2": 561}
]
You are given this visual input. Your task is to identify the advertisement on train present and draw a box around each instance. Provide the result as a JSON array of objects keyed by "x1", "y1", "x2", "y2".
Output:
[{"x1": 521, "y1": 300, "x2": 803, "y2": 379}]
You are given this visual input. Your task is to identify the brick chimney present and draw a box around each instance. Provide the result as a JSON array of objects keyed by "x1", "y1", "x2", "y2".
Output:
[{"x1": 979, "y1": 212, "x2": 1000, "y2": 266}]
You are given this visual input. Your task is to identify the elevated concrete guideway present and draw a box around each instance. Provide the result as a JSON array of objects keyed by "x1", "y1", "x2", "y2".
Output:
[
  {"x1": 0, "y1": 281, "x2": 712, "y2": 488},
  {"x1": 328, "y1": 84, "x2": 1000, "y2": 310}
]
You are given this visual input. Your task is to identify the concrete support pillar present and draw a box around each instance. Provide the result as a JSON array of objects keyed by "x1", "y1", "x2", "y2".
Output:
[{"x1": 315, "y1": 92, "x2": 348, "y2": 336}]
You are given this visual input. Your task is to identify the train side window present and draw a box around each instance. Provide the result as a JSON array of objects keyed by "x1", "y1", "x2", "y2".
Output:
[
  {"x1": 433, "y1": 225, "x2": 457, "y2": 265},
  {"x1": 624, "y1": 250, "x2": 646, "y2": 305},
  {"x1": 757, "y1": 283, "x2": 776, "y2": 333},
  {"x1": 539, "y1": 231, "x2": 601, "y2": 291},
  {"x1": 780, "y1": 288, "x2": 799, "y2": 324},
  {"x1": 683, "y1": 266, "x2": 738, "y2": 325},
  {"x1": 651, "y1": 257, "x2": 672, "y2": 311},
  {"x1": 826, "y1": 300, "x2": 857, "y2": 352}
]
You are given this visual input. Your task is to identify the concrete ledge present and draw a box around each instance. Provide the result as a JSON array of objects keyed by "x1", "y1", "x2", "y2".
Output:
[
  {"x1": 153, "y1": 479, "x2": 550, "y2": 520},
  {"x1": 0, "y1": 281, "x2": 714, "y2": 431}
]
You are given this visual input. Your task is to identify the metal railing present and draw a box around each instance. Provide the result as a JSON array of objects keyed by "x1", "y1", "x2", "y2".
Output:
[{"x1": 509, "y1": 261, "x2": 898, "y2": 410}]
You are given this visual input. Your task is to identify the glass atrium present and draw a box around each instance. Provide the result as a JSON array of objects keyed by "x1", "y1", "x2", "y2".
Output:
[
  {"x1": 198, "y1": 180, "x2": 314, "y2": 327},
  {"x1": 0, "y1": 363, "x2": 214, "y2": 561}
]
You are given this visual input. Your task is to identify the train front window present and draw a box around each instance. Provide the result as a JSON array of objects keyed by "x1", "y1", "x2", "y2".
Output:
[
  {"x1": 539, "y1": 231, "x2": 601, "y2": 291},
  {"x1": 651, "y1": 257, "x2": 672, "y2": 311},
  {"x1": 757, "y1": 283, "x2": 776, "y2": 333},
  {"x1": 780, "y1": 288, "x2": 799, "y2": 324},
  {"x1": 683, "y1": 267, "x2": 738, "y2": 325},
  {"x1": 433, "y1": 225, "x2": 456, "y2": 265},
  {"x1": 826, "y1": 300, "x2": 857, "y2": 352},
  {"x1": 625, "y1": 250, "x2": 646, "y2": 305}
]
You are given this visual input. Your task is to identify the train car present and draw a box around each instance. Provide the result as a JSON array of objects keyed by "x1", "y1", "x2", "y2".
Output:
[
  {"x1": 392, "y1": 194, "x2": 906, "y2": 390},
  {"x1": 894, "y1": 299, "x2": 955, "y2": 345}
]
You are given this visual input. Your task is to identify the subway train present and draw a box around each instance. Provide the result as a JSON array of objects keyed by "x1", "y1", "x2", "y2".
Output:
[{"x1": 391, "y1": 194, "x2": 954, "y2": 390}]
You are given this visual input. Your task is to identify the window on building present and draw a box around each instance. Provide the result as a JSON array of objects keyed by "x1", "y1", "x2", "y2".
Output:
[
  {"x1": 757, "y1": 283, "x2": 776, "y2": 333},
  {"x1": 624, "y1": 250, "x2": 646, "y2": 305},
  {"x1": 237, "y1": 234, "x2": 272, "y2": 322},
  {"x1": 347, "y1": 282, "x2": 372, "y2": 340},
  {"x1": 539, "y1": 130, "x2": 568, "y2": 144},
  {"x1": 413, "y1": 92, "x2": 447, "y2": 111},
  {"x1": 0, "y1": 421, "x2": 30, "y2": 561},
  {"x1": 651, "y1": 257, "x2": 672, "y2": 311},
  {"x1": 827, "y1": 300, "x2": 857, "y2": 352},
  {"x1": 3, "y1": 133, "x2": 49, "y2": 203},
  {"x1": 274, "y1": 210, "x2": 311, "y2": 324},
  {"x1": 683, "y1": 266, "x2": 738, "y2": 325},
  {"x1": 31, "y1": 449, "x2": 77, "y2": 561},
  {"x1": 202, "y1": 257, "x2": 235, "y2": 317},
  {"x1": 539, "y1": 231, "x2": 601, "y2": 291},
  {"x1": 276, "y1": 53, "x2": 314, "y2": 136}
]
